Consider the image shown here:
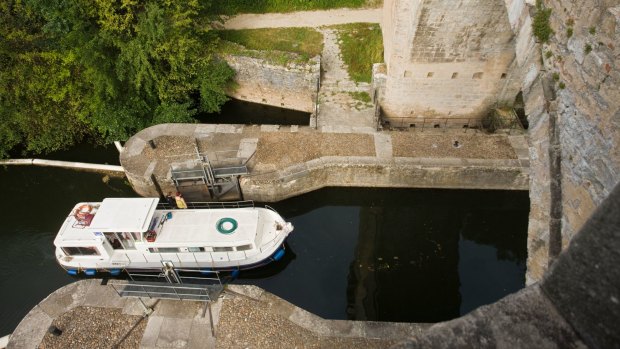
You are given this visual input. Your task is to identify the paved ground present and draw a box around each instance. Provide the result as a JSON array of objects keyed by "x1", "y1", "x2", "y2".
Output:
[{"x1": 8, "y1": 280, "x2": 425, "y2": 349}]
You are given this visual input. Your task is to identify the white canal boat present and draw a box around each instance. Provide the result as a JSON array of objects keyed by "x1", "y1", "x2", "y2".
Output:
[{"x1": 54, "y1": 198, "x2": 293, "y2": 276}]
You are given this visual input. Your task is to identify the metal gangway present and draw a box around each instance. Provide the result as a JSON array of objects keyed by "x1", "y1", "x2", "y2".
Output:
[{"x1": 110, "y1": 262, "x2": 225, "y2": 302}]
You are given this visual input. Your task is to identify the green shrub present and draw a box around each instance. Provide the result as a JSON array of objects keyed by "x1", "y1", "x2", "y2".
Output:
[
  {"x1": 589, "y1": 26, "x2": 596, "y2": 35},
  {"x1": 552, "y1": 72, "x2": 560, "y2": 81},
  {"x1": 558, "y1": 82, "x2": 566, "y2": 89},
  {"x1": 585, "y1": 43, "x2": 592, "y2": 54},
  {"x1": 545, "y1": 50, "x2": 553, "y2": 59},
  {"x1": 567, "y1": 27, "x2": 573, "y2": 38},
  {"x1": 532, "y1": 1, "x2": 553, "y2": 42}
]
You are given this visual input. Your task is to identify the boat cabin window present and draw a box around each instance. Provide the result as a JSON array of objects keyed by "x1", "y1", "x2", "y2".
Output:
[
  {"x1": 188, "y1": 247, "x2": 205, "y2": 252},
  {"x1": 105, "y1": 232, "x2": 138, "y2": 250},
  {"x1": 149, "y1": 247, "x2": 180, "y2": 253},
  {"x1": 213, "y1": 246, "x2": 234, "y2": 252},
  {"x1": 62, "y1": 246, "x2": 100, "y2": 256},
  {"x1": 236, "y1": 244, "x2": 253, "y2": 251}
]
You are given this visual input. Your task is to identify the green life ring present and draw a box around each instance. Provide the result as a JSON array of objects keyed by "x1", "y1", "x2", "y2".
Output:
[{"x1": 216, "y1": 217, "x2": 238, "y2": 234}]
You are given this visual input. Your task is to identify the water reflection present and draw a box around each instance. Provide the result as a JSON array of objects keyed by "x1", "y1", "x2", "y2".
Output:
[{"x1": 245, "y1": 187, "x2": 529, "y2": 323}]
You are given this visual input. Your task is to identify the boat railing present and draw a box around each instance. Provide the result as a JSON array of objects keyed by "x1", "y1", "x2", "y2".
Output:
[
  {"x1": 258, "y1": 233, "x2": 283, "y2": 254},
  {"x1": 127, "y1": 268, "x2": 223, "y2": 286},
  {"x1": 157, "y1": 200, "x2": 255, "y2": 210}
]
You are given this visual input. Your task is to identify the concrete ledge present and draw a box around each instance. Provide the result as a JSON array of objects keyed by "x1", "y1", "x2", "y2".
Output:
[
  {"x1": 242, "y1": 157, "x2": 528, "y2": 201},
  {"x1": 390, "y1": 285, "x2": 586, "y2": 349},
  {"x1": 227, "y1": 285, "x2": 428, "y2": 340},
  {"x1": 121, "y1": 123, "x2": 529, "y2": 201}
]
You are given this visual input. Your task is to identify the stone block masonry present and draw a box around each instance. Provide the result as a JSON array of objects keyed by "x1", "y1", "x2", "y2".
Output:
[
  {"x1": 223, "y1": 55, "x2": 320, "y2": 114},
  {"x1": 380, "y1": 0, "x2": 519, "y2": 122},
  {"x1": 545, "y1": 0, "x2": 620, "y2": 244}
]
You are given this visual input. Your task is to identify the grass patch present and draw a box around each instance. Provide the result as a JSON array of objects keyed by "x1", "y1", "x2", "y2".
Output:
[
  {"x1": 348, "y1": 91, "x2": 372, "y2": 103},
  {"x1": 217, "y1": 41, "x2": 307, "y2": 66},
  {"x1": 216, "y1": 28, "x2": 323, "y2": 66},
  {"x1": 332, "y1": 23, "x2": 384, "y2": 83},
  {"x1": 218, "y1": 28, "x2": 323, "y2": 59},
  {"x1": 210, "y1": 0, "x2": 380, "y2": 15}
]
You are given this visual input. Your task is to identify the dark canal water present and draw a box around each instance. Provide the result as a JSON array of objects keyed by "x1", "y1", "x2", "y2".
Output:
[
  {"x1": 0, "y1": 154, "x2": 529, "y2": 335},
  {"x1": 197, "y1": 98, "x2": 311, "y2": 125}
]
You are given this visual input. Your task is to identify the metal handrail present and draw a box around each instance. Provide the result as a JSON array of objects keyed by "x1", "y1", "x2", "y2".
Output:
[
  {"x1": 110, "y1": 282, "x2": 214, "y2": 301},
  {"x1": 157, "y1": 200, "x2": 254, "y2": 210}
]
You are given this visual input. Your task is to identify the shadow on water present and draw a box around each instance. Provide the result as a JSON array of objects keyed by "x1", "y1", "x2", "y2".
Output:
[{"x1": 196, "y1": 98, "x2": 311, "y2": 126}]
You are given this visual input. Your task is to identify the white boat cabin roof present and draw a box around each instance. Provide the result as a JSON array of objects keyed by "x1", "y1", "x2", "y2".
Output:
[
  {"x1": 57, "y1": 198, "x2": 268, "y2": 247},
  {"x1": 90, "y1": 198, "x2": 159, "y2": 232},
  {"x1": 152, "y1": 209, "x2": 259, "y2": 245}
]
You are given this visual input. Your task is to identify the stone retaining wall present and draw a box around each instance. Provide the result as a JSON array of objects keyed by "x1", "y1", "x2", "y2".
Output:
[
  {"x1": 524, "y1": 0, "x2": 620, "y2": 283},
  {"x1": 223, "y1": 55, "x2": 320, "y2": 114},
  {"x1": 241, "y1": 157, "x2": 527, "y2": 202}
]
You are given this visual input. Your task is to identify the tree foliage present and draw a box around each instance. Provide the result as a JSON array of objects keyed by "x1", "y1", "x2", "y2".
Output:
[{"x1": 0, "y1": 0, "x2": 233, "y2": 158}]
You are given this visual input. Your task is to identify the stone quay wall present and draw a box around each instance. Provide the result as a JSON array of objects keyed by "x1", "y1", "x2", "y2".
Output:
[
  {"x1": 545, "y1": 0, "x2": 620, "y2": 249},
  {"x1": 241, "y1": 157, "x2": 528, "y2": 202},
  {"x1": 223, "y1": 55, "x2": 320, "y2": 114},
  {"x1": 520, "y1": 0, "x2": 620, "y2": 283}
]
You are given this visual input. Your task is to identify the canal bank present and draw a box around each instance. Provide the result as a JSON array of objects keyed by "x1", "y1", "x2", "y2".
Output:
[
  {"x1": 0, "y1": 159, "x2": 530, "y2": 335},
  {"x1": 10, "y1": 183, "x2": 620, "y2": 348},
  {"x1": 7, "y1": 279, "x2": 426, "y2": 348},
  {"x1": 120, "y1": 124, "x2": 529, "y2": 202}
]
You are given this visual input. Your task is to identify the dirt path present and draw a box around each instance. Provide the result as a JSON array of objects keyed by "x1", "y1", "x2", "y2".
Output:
[{"x1": 222, "y1": 8, "x2": 382, "y2": 29}]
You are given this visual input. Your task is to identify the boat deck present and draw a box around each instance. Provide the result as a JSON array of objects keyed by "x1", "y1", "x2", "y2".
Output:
[{"x1": 152, "y1": 208, "x2": 260, "y2": 245}]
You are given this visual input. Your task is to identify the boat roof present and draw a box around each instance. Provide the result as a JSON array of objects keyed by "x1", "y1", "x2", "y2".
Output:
[
  {"x1": 154, "y1": 209, "x2": 260, "y2": 245},
  {"x1": 89, "y1": 198, "x2": 159, "y2": 232}
]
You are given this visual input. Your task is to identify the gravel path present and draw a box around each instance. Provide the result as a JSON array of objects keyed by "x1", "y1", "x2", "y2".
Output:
[
  {"x1": 216, "y1": 296, "x2": 395, "y2": 349},
  {"x1": 39, "y1": 307, "x2": 146, "y2": 349},
  {"x1": 222, "y1": 8, "x2": 382, "y2": 30},
  {"x1": 392, "y1": 132, "x2": 517, "y2": 159},
  {"x1": 254, "y1": 132, "x2": 375, "y2": 168}
]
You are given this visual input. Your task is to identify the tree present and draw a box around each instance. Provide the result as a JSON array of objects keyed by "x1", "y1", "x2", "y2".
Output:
[{"x1": 0, "y1": 0, "x2": 234, "y2": 157}]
